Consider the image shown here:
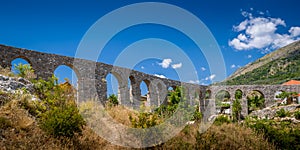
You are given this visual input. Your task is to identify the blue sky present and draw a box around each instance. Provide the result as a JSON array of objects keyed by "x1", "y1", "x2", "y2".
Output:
[{"x1": 1, "y1": 0, "x2": 300, "y2": 95}]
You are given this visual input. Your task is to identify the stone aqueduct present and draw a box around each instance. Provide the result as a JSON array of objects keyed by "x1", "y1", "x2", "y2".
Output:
[{"x1": 1, "y1": 44, "x2": 299, "y2": 117}]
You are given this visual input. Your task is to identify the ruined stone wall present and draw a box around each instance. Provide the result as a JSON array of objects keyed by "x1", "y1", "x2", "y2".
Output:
[
  {"x1": 1, "y1": 44, "x2": 299, "y2": 116},
  {"x1": 209, "y1": 85, "x2": 300, "y2": 116},
  {"x1": 0, "y1": 45, "x2": 200, "y2": 108}
]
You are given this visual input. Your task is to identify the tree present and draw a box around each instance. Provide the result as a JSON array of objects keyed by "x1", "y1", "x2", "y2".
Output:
[{"x1": 232, "y1": 99, "x2": 242, "y2": 122}]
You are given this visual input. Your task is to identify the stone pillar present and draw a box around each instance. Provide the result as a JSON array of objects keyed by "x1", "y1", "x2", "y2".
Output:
[
  {"x1": 241, "y1": 97, "x2": 248, "y2": 118},
  {"x1": 199, "y1": 89, "x2": 206, "y2": 113},
  {"x1": 149, "y1": 84, "x2": 158, "y2": 107},
  {"x1": 131, "y1": 82, "x2": 141, "y2": 110},
  {"x1": 118, "y1": 81, "x2": 130, "y2": 107},
  {"x1": 149, "y1": 79, "x2": 167, "y2": 107},
  {"x1": 229, "y1": 90, "x2": 236, "y2": 117},
  {"x1": 78, "y1": 78, "x2": 102, "y2": 104}
]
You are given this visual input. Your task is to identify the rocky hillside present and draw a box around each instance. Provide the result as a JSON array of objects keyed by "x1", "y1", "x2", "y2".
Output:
[{"x1": 224, "y1": 40, "x2": 300, "y2": 85}]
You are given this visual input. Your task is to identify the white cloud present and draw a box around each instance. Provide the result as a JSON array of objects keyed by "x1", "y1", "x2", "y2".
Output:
[
  {"x1": 154, "y1": 74, "x2": 166, "y2": 79},
  {"x1": 205, "y1": 74, "x2": 216, "y2": 81},
  {"x1": 189, "y1": 80, "x2": 200, "y2": 84},
  {"x1": 141, "y1": 66, "x2": 145, "y2": 69},
  {"x1": 171, "y1": 63, "x2": 182, "y2": 69},
  {"x1": 247, "y1": 55, "x2": 252, "y2": 58},
  {"x1": 289, "y1": 27, "x2": 300, "y2": 37},
  {"x1": 201, "y1": 67, "x2": 206, "y2": 71},
  {"x1": 231, "y1": 64, "x2": 236, "y2": 68},
  {"x1": 229, "y1": 11, "x2": 300, "y2": 51},
  {"x1": 159, "y1": 58, "x2": 172, "y2": 68}
]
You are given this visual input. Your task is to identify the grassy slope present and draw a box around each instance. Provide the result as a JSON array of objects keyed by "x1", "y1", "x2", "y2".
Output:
[{"x1": 224, "y1": 40, "x2": 300, "y2": 85}]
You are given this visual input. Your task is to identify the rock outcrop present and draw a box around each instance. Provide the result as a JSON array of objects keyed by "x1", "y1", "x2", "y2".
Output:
[
  {"x1": 250, "y1": 104, "x2": 300, "y2": 120},
  {"x1": 0, "y1": 75, "x2": 33, "y2": 93}
]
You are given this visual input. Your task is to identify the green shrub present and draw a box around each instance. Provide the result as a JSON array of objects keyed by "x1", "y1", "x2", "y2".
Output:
[
  {"x1": 129, "y1": 110, "x2": 163, "y2": 146},
  {"x1": 154, "y1": 86, "x2": 201, "y2": 127},
  {"x1": 40, "y1": 105, "x2": 85, "y2": 138},
  {"x1": 247, "y1": 95, "x2": 265, "y2": 112},
  {"x1": 247, "y1": 119, "x2": 300, "y2": 149},
  {"x1": 32, "y1": 76, "x2": 85, "y2": 138},
  {"x1": 32, "y1": 75, "x2": 59, "y2": 103},
  {"x1": 107, "y1": 94, "x2": 118, "y2": 106},
  {"x1": 276, "y1": 108, "x2": 290, "y2": 118},
  {"x1": 191, "y1": 106, "x2": 202, "y2": 121},
  {"x1": 294, "y1": 111, "x2": 300, "y2": 120},
  {"x1": 220, "y1": 103, "x2": 230, "y2": 108},
  {"x1": 129, "y1": 111, "x2": 159, "y2": 128},
  {"x1": 232, "y1": 99, "x2": 242, "y2": 121},
  {"x1": 214, "y1": 115, "x2": 231, "y2": 126},
  {"x1": 13, "y1": 63, "x2": 36, "y2": 80}
]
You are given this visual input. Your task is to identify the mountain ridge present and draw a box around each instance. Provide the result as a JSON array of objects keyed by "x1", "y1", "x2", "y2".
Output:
[{"x1": 224, "y1": 40, "x2": 300, "y2": 85}]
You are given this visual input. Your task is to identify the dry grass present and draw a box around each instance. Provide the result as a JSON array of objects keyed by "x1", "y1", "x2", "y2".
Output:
[
  {"x1": 0, "y1": 96, "x2": 130, "y2": 150},
  {"x1": 0, "y1": 92, "x2": 276, "y2": 150},
  {"x1": 0, "y1": 66, "x2": 15, "y2": 77},
  {"x1": 106, "y1": 105, "x2": 137, "y2": 127},
  {"x1": 195, "y1": 123, "x2": 276, "y2": 150}
]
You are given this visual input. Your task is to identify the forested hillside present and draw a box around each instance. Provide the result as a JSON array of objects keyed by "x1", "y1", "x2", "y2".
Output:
[{"x1": 224, "y1": 40, "x2": 300, "y2": 85}]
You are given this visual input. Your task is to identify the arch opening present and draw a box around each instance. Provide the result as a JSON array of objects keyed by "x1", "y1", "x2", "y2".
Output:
[
  {"x1": 128, "y1": 76, "x2": 136, "y2": 103},
  {"x1": 235, "y1": 89, "x2": 243, "y2": 100},
  {"x1": 215, "y1": 90, "x2": 231, "y2": 114},
  {"x1": 140, "y1": 80, "x2": 150, "y2": 106},
  {"x1": 53, "y1": 65, "x2": 79, "y2": 102},
  {"x1": 54, "y1": 65, "x2": 79, "y2": 88},
  {"x1": 247, "y1": 90, "x2": 265, "y2": 113},
  {"x1": 11, "y1": 58, "x2": 35, "y2": 79},
  {"x1": 106, "y1": 73, "x2": 120, "y2": 101},
  {"x1": 205, "y1": 90, "x2": 212, "y2": 99}
]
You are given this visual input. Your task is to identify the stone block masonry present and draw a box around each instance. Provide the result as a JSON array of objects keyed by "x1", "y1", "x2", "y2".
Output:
[{"x1": 1, "y1": 44, "x2": 299, "y2": 117}]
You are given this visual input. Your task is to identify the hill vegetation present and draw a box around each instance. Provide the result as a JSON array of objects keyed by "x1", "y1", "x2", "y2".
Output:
[{"x1": 224, "y1": 40, "x2": 300, "y2": 85}]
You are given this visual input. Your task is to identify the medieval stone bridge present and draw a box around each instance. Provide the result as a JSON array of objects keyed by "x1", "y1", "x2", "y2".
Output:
[{"x1": 1, "y1": 44, "x2": 299, "y2": 116}]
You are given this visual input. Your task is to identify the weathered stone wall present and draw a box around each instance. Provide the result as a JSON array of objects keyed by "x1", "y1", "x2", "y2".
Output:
[
  {"x1": 209, "y1": 85, "x2": 300, "y2": 116},
  {"x1": 1, "y1": 44, "x2": 299, "y2": 116},
  {"x1": 0, "y1": 45, "x2": 201, "y2": 108}
]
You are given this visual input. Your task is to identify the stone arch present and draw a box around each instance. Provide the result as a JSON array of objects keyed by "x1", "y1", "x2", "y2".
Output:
[
  {"x1": 11, "y1": 57, "x2": 35, "y2": 76},
  {"x1": 150, "y1": 79, "x2": 167, "y2": 106},
  {"x1": 167, "y1": 86, "x2": 177, "y2": 95},
  {"x1": 128, "y1": 75, "x2": 136, "y2": 103},
  {"x1": 215, "y1": 90, "x2": 231, "y2": 101},
  {"x1": 10, "y1": 55, "x2": 33, "y2": 68},
  {"x1": 140, "y1": 79, "x2": 151, "y2": 107},
  {"x1": 235, "y1": 89, "x2": 243, "y2": 100},
  {"x1": 205, "y1": 90, "x2": 212, "y2": 99},
  {"x1": 246, "y1": 90, "x2": 265, "y2": 113},
  {"x1": 53, "y1": 61, "x2": 82, "y2": 82},
  {"x1": 168, "y1": 86, "x2": 175, "y2": 91},
  {"x1": 215, "y1": 90, "x2": 231, "y2": 114},
  {"x1": 105, "y1": 72, "x2": 122, "y2": 104},
  {"x1": 54, "y1": 65, "x2": 81, "y2": 86},
  {"x1": 53, "y1": 65, "x2": 79, "y2": 102}
]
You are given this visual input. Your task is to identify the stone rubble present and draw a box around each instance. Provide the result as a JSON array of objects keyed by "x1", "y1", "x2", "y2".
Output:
[
  {"x1": 0, "y1": 74, "x2": 34, "y2": 93},
  {"x1": 250, "y1": 104, "x2": 300, "y2": 120}
]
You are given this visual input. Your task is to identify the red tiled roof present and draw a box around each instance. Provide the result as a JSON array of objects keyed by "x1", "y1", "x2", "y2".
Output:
[{"x1": 282, "y1": 80, "x2": 300, "y2": 85}]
